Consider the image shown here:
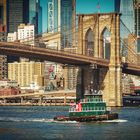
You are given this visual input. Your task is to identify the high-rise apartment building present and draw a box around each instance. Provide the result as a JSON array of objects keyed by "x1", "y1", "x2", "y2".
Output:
[
  {"x1": 0, "y1": 25, "x2": 7, "y2": 79},
  {"x1": 8, "y1": 60, "x2": 44, "y2": 87},
  {"x1": 0, "y1": 32, "x2": 7, "y2": 80},
  {"x1": 0, "y1": 0, "x2": 7, "y2": 41},
  {"x1": 63, "y1": 48, "x2": 78, "y2": 90},
  {"x1": 0, "y1": 55, "x2": 7, "y2": 80},
  {"x1": 0, "y1": 1, "x2": 7, "y2": 80},
  {"x1": 17, "y1": 24, "x2": 35, "y2": 45}
]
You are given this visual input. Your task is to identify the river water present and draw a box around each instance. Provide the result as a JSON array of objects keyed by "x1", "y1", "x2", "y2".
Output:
[{"x1": 0, "y1": 106, "x2": 139, "y2": 140}]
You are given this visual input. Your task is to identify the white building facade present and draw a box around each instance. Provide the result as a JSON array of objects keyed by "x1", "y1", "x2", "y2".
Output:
[
  {"x1": 7, "y1": 32, "x2": 17, "y2": 42},
  {"x1": 17, "y1": 24, "x2": 35, "y2": 45}
]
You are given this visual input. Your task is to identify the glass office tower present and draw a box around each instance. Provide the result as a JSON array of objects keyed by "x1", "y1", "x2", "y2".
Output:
[
  {"x1": 29, "y1": 0, "x2": 42, "y2": 34},
  {"x1": 46, "y1": 0, "x2": 75, "y2": 48},
  {"x1": 61, "y1": 0, "x2": 73, "y2": 48},
  {"x1": 7, "y1": 0, "x2": 29, "y2": 33},
  {"x1": 114, "y1": 0, "x2": 121, "y2": 13},
  {"x1": 120, "y1": 0, "x2": 135, "y2": 34},
  {"x1": 0, "y1": 5, "x2": 3, "y2": 24}
]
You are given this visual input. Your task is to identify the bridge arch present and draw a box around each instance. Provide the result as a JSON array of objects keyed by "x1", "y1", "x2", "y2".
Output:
[
  {"x1": 85, "y1": 28, "x2": 94, "y2": 56},
  {"x1": 100, "y1": 27, "x2": 111, "y2": 60}
]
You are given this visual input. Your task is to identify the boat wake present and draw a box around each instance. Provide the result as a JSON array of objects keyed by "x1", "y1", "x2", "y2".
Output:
[
  {"x1": 0, "y1": 117, "x2": 127, "y2": 124},
  {"x1": 102, "y1": 119, "x2": 128, "y2": 123},
  {"x1": 0, "y1": 117, "x2": 78, "y2": 123},
  {"x1": 0, "y1": 117, "x2": 53, "y2": 123}
]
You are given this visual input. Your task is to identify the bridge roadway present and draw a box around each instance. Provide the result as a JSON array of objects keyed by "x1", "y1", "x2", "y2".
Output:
[
  {"x1": 0, "y1": 90, "x2": 76, "y2": 99},
  {"x1": 0, "y1": 42, "x2": 140, "y2": 75},
  {"x1": 0, "y1": 42, "x2": 109, "y2": 67}
]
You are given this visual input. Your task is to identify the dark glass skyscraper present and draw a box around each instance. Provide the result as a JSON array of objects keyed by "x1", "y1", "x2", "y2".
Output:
[
  {"x1": 0, "y1": 0, "x2": 6, "y2": 25},
  {"x1": 6, "y1": 0, "x2": 43, "y2": 34},
  {"x1": 114, "y1": 0, "x2": 120, "y2": 13},
  {"x1": 7, "y1": 0, "x2": 29, "y2": 33},
  {"x1": 0, "y1": 5, "x2": 3, "y2": 24},
  {"x1": 61, "y1": 0, "x2": 73, "y2": 48},
  {"x1": 38, "y1": 0, "x2": 42, "y2": 33},
  {"x1": 29, "y1": 0, "x2": 42, "y2": 34}
]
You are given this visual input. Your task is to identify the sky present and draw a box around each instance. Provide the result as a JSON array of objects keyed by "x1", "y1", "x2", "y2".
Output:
[{"x1": 76, "y1": 0, "x2": 114, "y2": 14}]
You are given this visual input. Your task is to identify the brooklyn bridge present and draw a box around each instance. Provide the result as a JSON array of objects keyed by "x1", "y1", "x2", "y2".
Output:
[{"x1": 0, "y1": 13, "x2": 140, "y2": 106}]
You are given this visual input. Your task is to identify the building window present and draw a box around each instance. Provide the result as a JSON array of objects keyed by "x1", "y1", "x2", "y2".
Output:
[
  {"x1": 85, "y1": 28, "x2": 94, "y2": 56},
  {"x1": 102, "y1": 28, "x2": 111, "y2": 59},
  {"x1": 137, "y1": 38, "x2": 140, "y2": 52}
]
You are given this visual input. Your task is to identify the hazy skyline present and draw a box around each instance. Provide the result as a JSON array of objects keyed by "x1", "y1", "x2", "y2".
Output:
[{"x1": 40, "y1": 0, "x2": 115, "y2": 32}]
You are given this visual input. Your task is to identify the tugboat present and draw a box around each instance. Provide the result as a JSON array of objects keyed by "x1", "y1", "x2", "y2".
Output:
[{"x1": 54, "y1": 90, "x2": 118, "y2": 122}]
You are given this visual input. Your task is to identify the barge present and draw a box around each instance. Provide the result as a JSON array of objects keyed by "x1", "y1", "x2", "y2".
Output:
[{"x1": 54, "y1": 91, "x2": 118, "y2": 122}]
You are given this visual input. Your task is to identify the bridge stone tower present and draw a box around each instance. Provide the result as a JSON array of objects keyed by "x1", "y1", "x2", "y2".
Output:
[{"x1": 77, "y1": 13, "x2": 122, "y2": 106}]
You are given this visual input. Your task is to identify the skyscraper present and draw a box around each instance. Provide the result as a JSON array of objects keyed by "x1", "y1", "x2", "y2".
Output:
[
  {"x1": 8, "y1": 60, "x2": 44, "y2": 87},
  {"x1": 60, "y1": 0, "x2": 75, "y2": 48},
  {"x1": 17, "y1": 24, "x2": 35, "y2": 45},
  {"x1": 46, "y1": 0, "x2": 75, "y2": 48},
  {"x1": 120, "y1": 0, "x2": 135, "y2": 35},
  {"x1": 0, "y1": 0, "x2": 7, "y2": 41},
  {"x1": 114, "y1": 0, "x2": 120, "y2": 13},
  {"x1": 38, "y1": 0, "x2": 42, "y2": 33},
  {"x1": 0, "y1": 0, "x2": 6, "y2": 25},
  {"x1": 29, "y1": 0, "x2": 42, "y2": 34},
  {"x1": 134, "y1": 0, "x2": 140, "y2": 37},
  {"x1": 0, "y1": 0, "x2": 7, "y2": 80},
  {"x1": 0, "y1": 4, "x2": 4, "y2": 24},
  {"x1": 134, "y1": 0, "x2": 140, "y2": 52},
  {"x1": 7, "y1": 0, "x2": 29, "y2": 33}
]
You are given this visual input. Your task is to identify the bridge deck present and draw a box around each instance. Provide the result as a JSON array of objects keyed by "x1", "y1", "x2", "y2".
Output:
[
  {"x1": 0, "y1": 42, "x2": 140, "y2": 76},
  {"x1": 0, "y1": 42, "x2": 109, "y2": 67}
]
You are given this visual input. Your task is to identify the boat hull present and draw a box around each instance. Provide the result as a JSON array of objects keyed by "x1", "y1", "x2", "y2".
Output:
[{"x1": 54, "y1": 113, "x2": 118, "y2": 122}]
